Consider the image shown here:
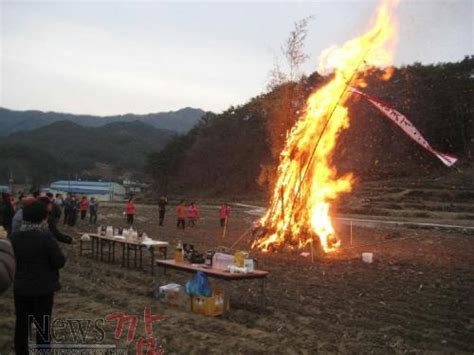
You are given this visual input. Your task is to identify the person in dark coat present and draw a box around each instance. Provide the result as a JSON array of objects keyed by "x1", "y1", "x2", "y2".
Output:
[
  {"x1": 67, "y1": 196, "x2": 79, "y2": 227},
  {"x1": 63, "y1": 195, "x2": 71, "y2": 225},
  {"x1": 0, "y1": 233, "x2": 15, "y2": 294},
  {"x1": 53, "y1": 193, "x2": 63, "y2": 213},
  {"x1": 11, "y1": 196, "x2": 36, "y2": 236},
  {"x1": 89, "y1": 197, "x2": 98, "y2": 224},
  {"x1": 1, "y1": 193, "x2": 15, "y2": 236},
  {"x1": 158, "y1": 196, "x2": 168, "y2": 226},
  {"x1": 46, "y1": 193, "x2": 61, "y2": 224},
  {"x1": 11, "y1": 201, "x2": 66, "y2": 354},
  {"x1": 38, "y1": 197, "x2": 73, "y2": 244}
]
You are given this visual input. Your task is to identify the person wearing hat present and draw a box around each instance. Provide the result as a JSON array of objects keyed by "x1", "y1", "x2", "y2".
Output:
[
  {"x1": 11, "y1": 195, "x2": 36, "y2": 235},
  {"x1": 1, "y1": 192, "x2": 15, "y2": 237},
  {"x1": 0, "y1": 227, "x2": 15, "y2": 294},
  {"x1": 11, "y1": 201, "x2": 66, "y2": 354},
  {"x1": 38, "y1": 197, "x2": 73, "y2": 244}
]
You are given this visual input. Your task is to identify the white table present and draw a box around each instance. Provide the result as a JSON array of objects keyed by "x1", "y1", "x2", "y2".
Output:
[{"x1": 80, "y1": 233, "x2": 169, "y2": 275}]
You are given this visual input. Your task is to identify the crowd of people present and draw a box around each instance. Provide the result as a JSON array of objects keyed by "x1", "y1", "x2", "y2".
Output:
[
  {"x1": 123, "y1": 196, "x2": 231, "y2": 230},
  {"x1": 0, "y1": 190, "x2": 105, "y2": 240},
  {"x1": 0, "y1": 191, "x2": 231, "y2": 353},
  {"x1": 2, "y1": 193, "x2": 231, "y2": 232},
  {"x1": 1, "y1": 192, "x2": 76, "y2": 242},
  {"x1": 0, "y1": 192, "x2": 68, "y2": 354},
  {"x1": 60, "y1": 195, "x2": 99, "y2": 227},
  {"x1": 171, "y1": 200, "x2": 230, "y2": 229},
  {"x1": 0, "y1": 191, "x2": 103, "y2": 353}
]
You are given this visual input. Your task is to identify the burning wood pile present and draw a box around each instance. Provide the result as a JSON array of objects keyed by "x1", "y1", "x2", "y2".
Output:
[
  {"x1": 252, "y1": 0, "x2": 458, "y2": 255},
  {"x1": 252, "y1": 0, "x2": 400, "y2": 254}
]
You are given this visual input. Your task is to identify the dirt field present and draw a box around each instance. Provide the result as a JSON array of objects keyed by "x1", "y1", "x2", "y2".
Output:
[{"x1": 0, "y1": 201, "x2": 473, "y2": 354}]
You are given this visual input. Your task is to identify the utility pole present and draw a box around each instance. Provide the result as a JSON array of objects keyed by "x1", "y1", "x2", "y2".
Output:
[{"x1": 8, "y1": 171, "x2": 14, "y2": 195}]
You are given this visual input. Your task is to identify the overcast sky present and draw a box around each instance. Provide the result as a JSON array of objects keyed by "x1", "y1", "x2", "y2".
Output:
[{"x1": 1, "y1": 0, "x2": 472, "y2": 116}]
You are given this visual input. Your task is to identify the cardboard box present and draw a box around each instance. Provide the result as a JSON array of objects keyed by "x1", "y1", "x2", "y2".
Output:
[
  {"x1": 191, "y1": 289, "x2": 229, "y2": 317},
  {"x1": 158, "y1": 283, "x2": 188, "y2": 308}
]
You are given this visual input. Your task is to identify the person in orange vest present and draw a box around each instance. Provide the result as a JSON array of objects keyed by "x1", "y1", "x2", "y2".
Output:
[
  {"x1": 126, "y1": 198, "x2": 136, "y2": 226},
  {"x1": 79, "y1": 196, "x2": 89, "y2": 221},
  {"x1": 187, "y1": 202, "x2": 199, "y2": 228},
  {"x1": 176, "y1": 200, "x2": 186, "y2": 230},
  {"x1": 219, "y1": 203, "x2": 230, "y2": 227}
]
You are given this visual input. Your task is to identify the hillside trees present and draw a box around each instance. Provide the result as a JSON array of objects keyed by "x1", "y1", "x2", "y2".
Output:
[
  {"x1": 145, "y1": 57, "x2": 473, "y2": 196},
  {"x1": 0, "y1": 121, "x2": 174, "y2": 184},
  {"x1": 145, "y1": 106, "x2": 270, "y2": 196}
]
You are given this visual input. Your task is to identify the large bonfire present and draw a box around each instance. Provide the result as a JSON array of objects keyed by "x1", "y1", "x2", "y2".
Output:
[{"x1": 253, "y1": 0, "x2": 399, "y2": 253}]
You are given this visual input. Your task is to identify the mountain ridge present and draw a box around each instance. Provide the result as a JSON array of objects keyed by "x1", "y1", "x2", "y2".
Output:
[
  {"x1": 1, "y1": 120, "x2": 176, "y2": 184},
  {"x1": 0, "y1": 106, "x2": 207, "y2": 136}
]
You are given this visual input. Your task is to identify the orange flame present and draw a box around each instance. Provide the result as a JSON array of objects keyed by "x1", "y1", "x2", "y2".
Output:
[{"x1": 253, "y1": 0, "x2": 399, "y2": 253}]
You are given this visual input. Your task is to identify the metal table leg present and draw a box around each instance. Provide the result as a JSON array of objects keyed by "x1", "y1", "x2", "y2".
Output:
[
  {"x1": 159, "y1": 246, "x2": 167, "y2": 260},
  {"x1": 95, "y1": 238, "x2": 98, "y2": 259},
  {"x1": 107, "y1": 240, "x2": 112, "y2": 262},
  {"x1": 126, "y1": 244, "x2": 130, "y2": 268},
  {"x1": 121, "y1": 243, "x2": 126, "y2": 267},
  {"x1": 91, "y1": 237, "x2": 96, "y2": 258},
  {"x1": 139, "y1": 246, "x2": 143, "y2": 269},
  {"x1": 150, "y1": 247, "x2": 155, "y2": 275},
  {"x1": 134, "y1": 246, "x2": 137, "y2": 268},
  {"x1": 100, "y1": 239, "x2": 104, "y2": 261},
  {"x1": 260, "y1": 278, "x2": 266, "y2": 308}
]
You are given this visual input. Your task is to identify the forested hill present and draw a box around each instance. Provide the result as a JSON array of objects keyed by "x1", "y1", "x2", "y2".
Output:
[
  {"x1": 0, "y1": 107, "x2": 206, "y2": 136},
  {"x1": 0, "y1": 121, "x2": 175, "y2": 184},
  {"x1": 146, "y1": 57, "x2": 473, "y2": 197}
]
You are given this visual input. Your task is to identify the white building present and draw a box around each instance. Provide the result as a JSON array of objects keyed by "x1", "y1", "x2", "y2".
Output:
[
  {"x1": 48, "y1": 180, "x2": 126, "y2": 201},
  {"x1": 122, "y1": 179, "x2": 148, "y2": 194}
]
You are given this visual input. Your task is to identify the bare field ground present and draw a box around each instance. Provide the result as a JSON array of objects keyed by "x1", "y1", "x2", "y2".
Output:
[
  {"x1": 336, "y1": 175, "x2": 474, "y2": 227},
  {"x1": 0, "y1": 197, "x2": 473, "y2": 354}
]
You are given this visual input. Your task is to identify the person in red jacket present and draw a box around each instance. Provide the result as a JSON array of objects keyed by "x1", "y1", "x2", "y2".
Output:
[
  {"x1": 219, "y1": 203, "x2": 230, "y2": 227},
  {"x1": 79, "y1": 196, "x2": 89, "y2": 221},
  {"x1": 176, "y1": 200, "x2": 186, "y2": 230},
  {"x1": 126, "y1": 198, "x2": 136, "y2": 226},
  {"x1": 187, "y1": 202, "x2": 199, "y2": 228}
]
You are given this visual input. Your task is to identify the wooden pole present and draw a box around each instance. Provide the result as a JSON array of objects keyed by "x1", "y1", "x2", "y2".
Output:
[
  {"x1": 280, "y1": 188, "x2": 285, "y2": 218},
  {"x1": 222, "y1": 217, "x2": 228, "y2": 239},
  {"x1": 350, "y1": 220, "x2": 353, "y2": 246},
  {"x1": 310, "y1": 238, "x2": 314, "y2": 263},
  {"x1": 285, "y1": 44, "x2": 376, "y2": 220},
  {"x1": 229, "y1": 225, "x2": 253, "y2": 250}
]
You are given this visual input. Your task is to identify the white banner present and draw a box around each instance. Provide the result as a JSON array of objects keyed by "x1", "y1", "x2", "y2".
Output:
[{"x1": 350, "y1": 87, "x2": 458, "y2": 167}]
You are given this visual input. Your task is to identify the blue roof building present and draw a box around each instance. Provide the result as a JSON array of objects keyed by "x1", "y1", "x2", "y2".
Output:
[{"x1": 49, "y1": 180, "x2": 126, "y2": 201}]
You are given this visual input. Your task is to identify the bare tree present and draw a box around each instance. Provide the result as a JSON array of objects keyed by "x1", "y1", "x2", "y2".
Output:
[
  {"x1": 283, "y1": 15, "x2": 314, "y2": 81},
  {"x1": 267, "y1": 59, "x2": 288, "y2": 91},
  {"x1": 267, "y1": 16, "x2": 314, "y2": 90}
]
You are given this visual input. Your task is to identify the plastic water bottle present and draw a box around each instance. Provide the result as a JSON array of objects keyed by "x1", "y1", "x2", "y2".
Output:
[
  {"x1": 205, "y1": 250, "x2": 214, "y2": 267},
  {"x1": 175, "y1": 241, "x2": 183, "y2": 262},
  {"x1": 212, "y1": 253, "x2": 219, "y2": 269}
]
